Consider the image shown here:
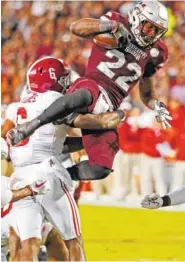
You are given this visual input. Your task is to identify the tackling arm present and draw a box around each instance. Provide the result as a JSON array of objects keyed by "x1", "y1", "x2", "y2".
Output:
[
  {"x1": 1, "y1": 178, "x2": 51, "y2": 207},
  {"x1": 62, "y1": 110, "x2": 125, "y2": 154},
  {"x1": 2, "y1": 186, "x2": 34, "y2": 207},
  {"x1": 139, "y1": 77, "x2": 172, "y2": 129},
  {"x1": 73, "y1": 110, "x2": 125, "y2": 129}
]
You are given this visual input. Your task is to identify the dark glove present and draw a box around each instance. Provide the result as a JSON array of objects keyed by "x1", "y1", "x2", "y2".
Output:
[{"x1": 113, "y1": 23, "x2": 133, "y2": 48}]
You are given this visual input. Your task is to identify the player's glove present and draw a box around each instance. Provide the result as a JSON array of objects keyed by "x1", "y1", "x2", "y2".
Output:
[
  {"x1": 141, "y1": 193, "x2": 163, "y2": 209},
  {"x1": 27, "y1": 180, "x2": 51, "y2": 196},
  {"x1": 152, "y1": 100, "x2": 172, "y2": 129},
  {"x1": 113, "y1": 22, "x2": 133, "y2": 48},
  {"x1": 6, "y1": 119, "x2": 39, "y2": 146}
]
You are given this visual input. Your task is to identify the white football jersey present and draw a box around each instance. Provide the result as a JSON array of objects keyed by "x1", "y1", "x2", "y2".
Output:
[
  {"x1": 10, "y1": 91, "x2": 68, "y2": 167},
  {"x1": 1, "y1": 176, "x2": 13, "y2": 207}
]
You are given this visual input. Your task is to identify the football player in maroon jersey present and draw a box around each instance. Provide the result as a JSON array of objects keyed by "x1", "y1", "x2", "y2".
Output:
[{"x1": 7, "y1": 1, "x2": 172, "y2": 181}]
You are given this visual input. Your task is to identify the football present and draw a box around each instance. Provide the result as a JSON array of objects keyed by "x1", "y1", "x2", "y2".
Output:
[{"x1": 93, "y1": 33, "x2": 118, "y2": 49}]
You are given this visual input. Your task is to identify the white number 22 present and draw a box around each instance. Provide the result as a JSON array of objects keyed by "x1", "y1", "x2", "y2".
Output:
[{"x1": 97, "y1": 49, "x2": 142, "y2": 92}]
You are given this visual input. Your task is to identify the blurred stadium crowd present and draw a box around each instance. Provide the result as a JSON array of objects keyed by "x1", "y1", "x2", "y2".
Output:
[{"x1": 1, "y1": 1, "x2": 185, "y2": 200}]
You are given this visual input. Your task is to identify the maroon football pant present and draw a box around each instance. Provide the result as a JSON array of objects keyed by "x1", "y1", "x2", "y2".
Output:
[{"x1": 68, "y1": 77, "x2": 119, "y2": 169}]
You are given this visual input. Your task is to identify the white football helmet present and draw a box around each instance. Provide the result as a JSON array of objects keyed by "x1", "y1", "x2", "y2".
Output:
[{"x1": 128, "y1": 1, "x2": 168, "y2": 47}]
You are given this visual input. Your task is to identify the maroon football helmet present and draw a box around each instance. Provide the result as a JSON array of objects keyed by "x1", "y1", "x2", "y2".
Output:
[{"x1": 27, "y1": 57, "x2": 70, "y2": 93}]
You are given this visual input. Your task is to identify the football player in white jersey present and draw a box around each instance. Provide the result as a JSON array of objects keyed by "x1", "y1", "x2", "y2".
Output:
[
  {"x1": 7, "y1": 56, "x2": 125, "y2": 261},
  {"x1": 1, "y1": 138, "x2": 50, "y2": 261},
  {"x1": 1, "y1": 137, "x2": 50, "y2": 207}
]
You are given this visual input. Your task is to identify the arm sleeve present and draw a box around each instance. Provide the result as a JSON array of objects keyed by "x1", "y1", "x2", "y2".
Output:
[
  {"x1": 143, "y1": 41, "x2": 168, "y2": 78},
  {"x1": 167, "y1": 186, "x2": 185, "y2": 206}
]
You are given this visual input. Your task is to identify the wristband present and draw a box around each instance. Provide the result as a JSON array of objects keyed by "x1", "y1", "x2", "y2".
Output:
[
  {"x1": 161, "y1": 195, "x2": 171, "y2": 207},
  {"x1": 99, "y1": 20, "x2": 118, "y2": 34},
  {"x1": 151, "y1": 99, "x2": 158, "y2": 110}
]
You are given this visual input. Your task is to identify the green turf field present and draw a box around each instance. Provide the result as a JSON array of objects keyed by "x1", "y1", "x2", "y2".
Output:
[{"x1": 79, "y1": 205, "x2": 185, "y2": 261}]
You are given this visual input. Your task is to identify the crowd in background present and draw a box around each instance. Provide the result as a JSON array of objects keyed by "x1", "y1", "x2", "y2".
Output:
[{"x1": 1, "y1": 1, "x2": 185, "y2": 200}]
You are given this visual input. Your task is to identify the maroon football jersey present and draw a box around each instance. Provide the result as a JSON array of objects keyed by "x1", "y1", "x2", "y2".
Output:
[{"x1": 85, "y1": 11, "x2": 168, "y2": 109}]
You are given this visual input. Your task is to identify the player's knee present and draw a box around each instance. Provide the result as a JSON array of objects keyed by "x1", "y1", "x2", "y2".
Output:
[
  {"x1": 20, "y1": 238, "x2": 41, "y2": 261},
  {"x1": 20, "y1": 244, "x2": 32, "y2": 261},
  {"x1": 66, "y1": 235, "x2": 83, "y2": 252}
]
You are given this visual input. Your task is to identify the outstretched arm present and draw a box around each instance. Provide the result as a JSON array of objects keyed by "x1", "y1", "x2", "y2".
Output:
[
  {"x1": 139, "y1": 77, "x2": 172, "y2": 129},
  {"x1": 141, "y1": 186, "x2": 185, "y2": 209},
  {"x1": 139, "y1": 77, "x2": 156, "y2": 109}
]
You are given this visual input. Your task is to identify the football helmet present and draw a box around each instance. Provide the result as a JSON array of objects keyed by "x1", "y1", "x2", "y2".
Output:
[
  {"x1": 27, "y1": 57, "x2": 71, "y2": 93},
  {"x1": 128, "y1": 1, "x2": 168, "y2": 47}
]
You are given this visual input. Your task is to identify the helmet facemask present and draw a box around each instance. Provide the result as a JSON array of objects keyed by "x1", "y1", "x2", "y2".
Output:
[
  {"x1": 57, "y1": 70, "x2": 71, "y2": 94},
  {"x1": 140, "y1": 20, "x2": 167, "y2": 47},
  {"x1": 128, "y1": 1, "x2": 168, "y2": 48}
]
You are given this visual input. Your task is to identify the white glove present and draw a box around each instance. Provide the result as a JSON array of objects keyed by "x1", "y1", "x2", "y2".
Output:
[
  {"x1": 28, "y1": 180, "x2": 51, "y2": 195},
  {"x1": 141, "y1": 193, "x2": 163, "y2": 209},
  {"x1": 1, "y1": 137, "x2": 9, "y2": 159},
  {"x1": 152, "y1": 100, "x2": 172, "y2": 129}
]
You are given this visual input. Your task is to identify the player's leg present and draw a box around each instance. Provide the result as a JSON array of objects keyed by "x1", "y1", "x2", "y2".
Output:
[
  {"x1": 20, "y1": 238, "x2": 42, "y2": 261},
  {"x1": 44, "y1": 226, "x2": 69, "y2": 261},
  {"x1": 1, "y1": 210, "x2": 12, "y2": 261},
  {"x1": 67, "y1": 129, "x2": 119, "y2": 181},
  {"x1": 9, "y1": 226, "x2": 21, "y2": 261},
  {"x1": 65, "y1": 235, "x2": 86, "y2": 261},
  {"x1": 42, "y1": 177, "x2": 86, "y2": 261},
  {"x1": 10, "y1": 199, "x2": 44, "y2": 261}
]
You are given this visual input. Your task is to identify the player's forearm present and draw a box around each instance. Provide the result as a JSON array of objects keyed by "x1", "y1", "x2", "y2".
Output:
[
  {"x1": 70, "y1": 18, "x2": 118, "y2": 37},
  {"x1": 18, "y1": 89, "x2": 92, "y2": 140},
  {"x1": 11, "y1": 186, "x2": 33, "y2": 203},
  {"x1": 165, "y1": 186, "x2": 185, "y2": 206},
  {"x1": 73, "y1": 110, "x2": 125, "y2": 129},
  {"x1": 62, "y1": 137, "x2": 84, "y2": 154},
  {"x1": 139, "y1": 77, "x2": 157, "y2": 109}
]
